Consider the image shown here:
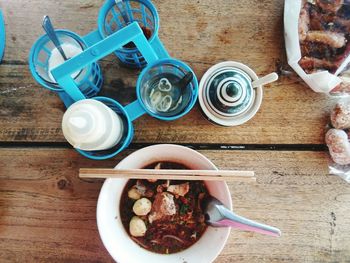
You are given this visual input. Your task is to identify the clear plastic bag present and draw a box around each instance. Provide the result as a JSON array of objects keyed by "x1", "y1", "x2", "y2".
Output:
[
  {"x1": 284, "y1": 0, "x2": 350, "y2": 94},
  {"x1": 329, "y1": 164, "x2": 350, "y2": 182}
]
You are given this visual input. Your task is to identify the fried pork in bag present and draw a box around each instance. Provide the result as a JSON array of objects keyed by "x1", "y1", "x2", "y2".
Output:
[{"x1": 285, "y1": 0, "x2": 350, "y2": 94}]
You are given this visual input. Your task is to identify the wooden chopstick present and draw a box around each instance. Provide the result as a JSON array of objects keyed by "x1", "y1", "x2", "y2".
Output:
[{"x1": 79, "y1": 168, "x2": 256, "y2": 182}]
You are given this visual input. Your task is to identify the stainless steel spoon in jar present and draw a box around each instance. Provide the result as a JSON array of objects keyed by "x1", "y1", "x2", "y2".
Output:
[{"x1": 42, "y1": 15, "x2": 68, "y2": 60}]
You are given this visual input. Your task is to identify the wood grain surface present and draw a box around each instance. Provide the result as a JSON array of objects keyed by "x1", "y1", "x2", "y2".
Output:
[
  {"x1": 0, "y1": 0, "x2": 338, "y2": 144},
  {"x1": 1, "y1": 0, "x2": 349, "y2": 262},
  {"x1": 0, "y1": 148, "x2": 349, "y2": 263}
]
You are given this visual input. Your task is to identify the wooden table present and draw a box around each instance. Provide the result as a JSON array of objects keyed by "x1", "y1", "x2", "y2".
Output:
[{"x1": 1, "y1": 0, "x2": 349, "y2": 262}]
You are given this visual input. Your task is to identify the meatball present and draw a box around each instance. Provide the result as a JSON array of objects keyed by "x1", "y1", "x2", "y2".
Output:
[
  {"x1": 129, "y1": 216, "x2": 147, "y2": 237},
  {"x1": 128, "y1": 187, "x2": 141, "y2": 200},
  {"x1": 133, "y1": 198, "x2": 152, "y2": 216}
]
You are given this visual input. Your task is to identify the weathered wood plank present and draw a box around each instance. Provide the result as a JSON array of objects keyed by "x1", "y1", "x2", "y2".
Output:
[
  {"x1": 1, "y1": 0, "x2": 285, "y2": 66},
  {"x1": 0, "y1": 148, "x2": 349, "y2": 262},
  {"x1": 0, "y1": 62, "x2": 337, "y2": 144},
  {"x1": 0, "y1": 0, "x2": 338, "y2": 144}
]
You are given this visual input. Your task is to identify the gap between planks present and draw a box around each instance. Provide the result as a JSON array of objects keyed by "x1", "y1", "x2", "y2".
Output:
[{"x1": 0, "y1": 142, "x2": 328, "y2": 151}]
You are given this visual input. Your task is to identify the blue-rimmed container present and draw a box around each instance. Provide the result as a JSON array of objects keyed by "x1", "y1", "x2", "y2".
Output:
[
  {"x1": 28, "y1": 30, "x2": 103, "y2": 106},
  {"x1": 97, "y1": 0, "x2": 168, "y2": 68},
  {"x1": 130, "y1": 58, "x2": 198, "y2": 121},
  {"x1": 50, "y1": 22, "x2": 197, "y2": 160},
  {"x1": 76, "y1": 96, "x2": 135, "y2": 160}
]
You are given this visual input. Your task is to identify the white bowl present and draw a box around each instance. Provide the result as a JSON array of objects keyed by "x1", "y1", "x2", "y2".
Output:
[{"x1": 97, "y1": 144, "x2": 232, "y2": 263}]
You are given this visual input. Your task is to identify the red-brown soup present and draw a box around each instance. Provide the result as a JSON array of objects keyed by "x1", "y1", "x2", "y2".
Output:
[{"x1": 120, "y1": 162, "x2": 208, "y2": 254}]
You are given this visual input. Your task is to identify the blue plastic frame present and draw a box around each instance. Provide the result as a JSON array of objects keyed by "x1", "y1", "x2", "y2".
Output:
[
  {"x1": 0, "y1": 10, "x2": 5, "y2": 62},
  {"x1": 51, "y1": 22, "x2": 158, "y2": 102}
]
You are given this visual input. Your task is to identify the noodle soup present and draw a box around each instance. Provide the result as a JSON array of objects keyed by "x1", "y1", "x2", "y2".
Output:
[{"x1": 120, "y1": 162, "x2": 209, "y2": 254}]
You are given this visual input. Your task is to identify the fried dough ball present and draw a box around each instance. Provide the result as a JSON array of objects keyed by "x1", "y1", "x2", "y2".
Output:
[
  {"x1": 326, "y1": 128, "x2": 350, "y2": 165},
  {"x1": 331, "y1": 100, "x2": 350, "y2": 129}
]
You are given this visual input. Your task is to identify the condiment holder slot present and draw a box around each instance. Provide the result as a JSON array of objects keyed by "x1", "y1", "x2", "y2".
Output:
[
  {"x1": 82, "y1": 0, "x2": 168, "y2": 68},
  {"x1": 64, "y1": 97, "x2": 134, "y2": 160},
  {"x1": 130, "y1": 58, "x2": 198, "y2": 121},
  {"x1": 29, "y1": 29, "x2": 103, "y2": 107},
  {"x1": 97, "y1": 0, "x2": 168, "y2": 68}
]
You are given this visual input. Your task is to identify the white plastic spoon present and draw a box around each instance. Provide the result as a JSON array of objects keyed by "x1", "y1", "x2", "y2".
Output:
[
  {"x1": 203, "y1": 196, "x2": 281, "y2": 237},
  {"x1": 252, "y1": 72, "x2": 278, "y2": 88}
]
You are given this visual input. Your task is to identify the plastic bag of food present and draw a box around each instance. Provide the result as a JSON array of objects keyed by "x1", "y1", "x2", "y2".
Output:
[
  {"x1": 284, "y1": 0, "x2": 350, "y2": 95},
  {"x1": 326, "y1": 98, "x2": 350, "y2": 182}
]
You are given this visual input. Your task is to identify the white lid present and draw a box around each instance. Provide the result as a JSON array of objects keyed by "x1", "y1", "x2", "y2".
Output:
[
  {"x1": 62, "y1": 99, "x2": 124, "y2": 151},
  {"x1": 198, "y1": 61, "x2": 263, "y2": 126}
]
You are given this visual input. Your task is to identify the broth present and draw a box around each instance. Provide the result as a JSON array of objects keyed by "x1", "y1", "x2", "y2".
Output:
[{"x1": 119, "y1": 162, "x2": 208, "y2": 254}]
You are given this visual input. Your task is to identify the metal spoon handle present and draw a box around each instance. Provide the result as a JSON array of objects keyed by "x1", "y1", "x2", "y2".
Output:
[
  {"x1": 42, "y1": 15, "x2": 67, "y2": 60},
  {"x1": 219, "y1": 208, "x2": 281, "y2": 237},
  {"x1": 252, "y1": 72, "x2": 278, "y2": 88}
]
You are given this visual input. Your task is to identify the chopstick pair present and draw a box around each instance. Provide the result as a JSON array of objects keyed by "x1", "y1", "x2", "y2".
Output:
[{"x1": 79, "y1": 168, "x2": 256, "y2": 183}]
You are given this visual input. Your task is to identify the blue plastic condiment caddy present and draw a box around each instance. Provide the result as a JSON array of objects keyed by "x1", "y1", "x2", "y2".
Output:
[{"x1": 28, "y1": 0, "x2": 198, "y2": 160}]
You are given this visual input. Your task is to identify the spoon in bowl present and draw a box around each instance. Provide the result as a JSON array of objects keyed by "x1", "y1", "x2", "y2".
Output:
[
  {"x1": 42, "y1": 15, "x2": 67, "y2": 61},
  {"x1": 203, "y1": 196, "x2": 281, "y2": 237}
]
